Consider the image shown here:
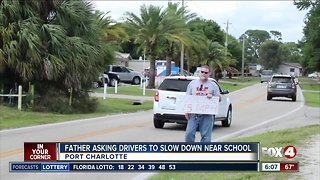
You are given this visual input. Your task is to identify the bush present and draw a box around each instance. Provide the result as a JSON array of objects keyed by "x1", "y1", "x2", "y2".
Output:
[
  {"x1": 72, "y1": 94, "x2": 98, "y2": 113},
  {"x1": 34, "y1": 87, "x2": 98, "y2": 114},
  {"x1": 34, "y1": 88, "x2": 72, "y2": 113}
]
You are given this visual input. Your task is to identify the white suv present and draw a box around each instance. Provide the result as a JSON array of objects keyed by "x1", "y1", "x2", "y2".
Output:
[{"x1": 153, "y1": 76, "x2": 232, "y2": 129}]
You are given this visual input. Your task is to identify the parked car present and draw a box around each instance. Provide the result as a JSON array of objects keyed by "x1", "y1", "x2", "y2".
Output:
[
  {"x1": 95, "y1": 72, "x2": 120, "y2": 87},
  {"x1": 108, "y1": 65, "x2": 143, "y2": 85},
  {"x1": 260, "y1": 70, "x2": 273, "y2": 83},
  {"x1": 126, "y1": 67, "x2": 135, "y2": 72},
  {"x1": 153, "y1": 76, "x2": 232, "y2": 129},
  {"x1": 308, "y1": 72, "x2": 319, "y2": 79},
  {"x1": 267, "y1": 74, "x2": 298, "y2": 101}
]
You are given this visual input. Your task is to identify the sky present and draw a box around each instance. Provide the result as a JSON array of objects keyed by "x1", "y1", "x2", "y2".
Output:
[{"x1": 91, "y1": 1, "x2": 308, "y2": 43}]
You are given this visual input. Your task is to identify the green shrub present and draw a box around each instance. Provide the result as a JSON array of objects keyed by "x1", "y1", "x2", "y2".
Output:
[
  {"x1": 34, "y1": 87, "x2": 72, "y2": 113},
  {"x1": 72, "y1": 94, "x2": 98, "y2": 113},
  {"x1": 34, "y1": 87, "x2": 98, "y2": 114}
]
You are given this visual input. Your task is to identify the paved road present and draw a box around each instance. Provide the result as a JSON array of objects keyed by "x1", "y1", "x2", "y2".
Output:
[{"x1": 1, "y1": 83, "x2": 319, "y2": 180}]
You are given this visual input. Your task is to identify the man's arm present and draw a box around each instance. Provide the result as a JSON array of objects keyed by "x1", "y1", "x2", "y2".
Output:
[
  {"x1": 186, "y1": 81, "x2": 193, "y2": 95},
  {"x1": 212, "y1": 82, "x2": 222, "y2": 101}
]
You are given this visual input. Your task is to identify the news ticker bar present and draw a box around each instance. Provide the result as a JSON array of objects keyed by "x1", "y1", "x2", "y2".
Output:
[
  {"x1": 9, "y1": 162, "x2": 258, "y2": 172},
  {"x1": 10, "y1": 162, "x2": 299, "y2": 172},
  {"x1": 24, "y1": 142, "x2": 259, "y2": 161}
]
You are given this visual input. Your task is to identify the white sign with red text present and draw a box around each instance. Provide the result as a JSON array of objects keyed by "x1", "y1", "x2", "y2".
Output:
[{"x1": 175, "y1": 95, "x2": 219, "y2": 114}]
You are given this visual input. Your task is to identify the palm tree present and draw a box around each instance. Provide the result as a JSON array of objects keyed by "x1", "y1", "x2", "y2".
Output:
[
  {"x1": 0, "y1": 0, "x2": 116, "y2": 111},
  {"x1": 201, "y1": 41, "x2": 237, "y2": 80},
  {"x1": 183, "y1": 26, "x2": 208, "y2": 72},
  {"x1": 0, "y1": 0, "x2": 112, "y2": 88},
  {"x1": 163, "y1": 2, "x2": 196, "y2": 76},
  {"x1": 125, "y1": 4, "x2": 192, "y2": 88}
]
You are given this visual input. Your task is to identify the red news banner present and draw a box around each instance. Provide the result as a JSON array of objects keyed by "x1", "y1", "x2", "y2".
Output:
[{"x1": 24, "y1": 143, "x2": 57, "y2": 161}]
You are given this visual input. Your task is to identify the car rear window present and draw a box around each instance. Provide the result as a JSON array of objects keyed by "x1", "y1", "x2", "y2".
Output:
[
  {"x1": 271, "y1": 77, "x2": 292, "y2": 83},
  {"x1": 158, "y1": 79, "x2": 192, "y2": 92},
  {"x1": 261, "y1": 70, "x2": 273, "y2": 75}
]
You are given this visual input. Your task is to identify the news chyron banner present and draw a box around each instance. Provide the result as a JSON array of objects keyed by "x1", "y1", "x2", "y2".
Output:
[{"x1": 10, "y1": 142, "x2": 259, "y2": 172}]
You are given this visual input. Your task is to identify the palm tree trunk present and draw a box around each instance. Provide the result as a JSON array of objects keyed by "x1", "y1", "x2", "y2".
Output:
[
  {"x1": 147, "y1": 45, "x2": 156, "y2": 89},
  {"x1": 165, "y1": 55, "x2": 171, "y2": 76},
  {"x1": 165, "y1": 42, "x2": 175, "y2": 76}
]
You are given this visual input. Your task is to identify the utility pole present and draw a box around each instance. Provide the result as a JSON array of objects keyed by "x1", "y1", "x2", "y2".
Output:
[
  {"x1": 180, "y1": 0, "x2": 184, "y2": 75},
  {"x1": 224, "y1": 19, "x2": 231, "y2": 78},
  {"x1": 224, "y1": 19, "x2": 231, "y2": 52},
  {"x1": 242, "y1": 34, "x2": 245, "y2": 78}
]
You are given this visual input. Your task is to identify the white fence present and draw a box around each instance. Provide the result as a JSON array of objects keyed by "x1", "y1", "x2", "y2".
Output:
[{"x1": 0, "y1": 85, "x2": 26, "y2": 110}]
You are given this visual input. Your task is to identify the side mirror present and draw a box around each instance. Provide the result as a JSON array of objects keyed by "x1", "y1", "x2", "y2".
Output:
[{"x1": 221, "y1": 90, "x2": 229, "y2": 95}]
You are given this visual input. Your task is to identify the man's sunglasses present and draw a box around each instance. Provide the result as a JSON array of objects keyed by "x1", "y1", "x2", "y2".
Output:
[{"x1": 201, "y1": 71, "x2": 209, "y2": 74}]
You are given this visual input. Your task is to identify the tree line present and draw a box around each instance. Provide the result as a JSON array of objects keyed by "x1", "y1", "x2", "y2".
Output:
[{"x1": 0, "y1": 0, "x2": 318, "y2": 113}]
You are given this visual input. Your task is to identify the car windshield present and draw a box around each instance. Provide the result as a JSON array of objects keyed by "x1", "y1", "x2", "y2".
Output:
[
  {"x1": 158, "y1": 79, "x2": 192, "y2": 92},
  {"x1": 272, "y1": 77, "x2": 292, "y2": 83}
]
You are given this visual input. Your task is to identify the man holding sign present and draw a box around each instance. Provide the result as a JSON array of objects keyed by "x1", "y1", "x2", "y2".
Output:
[{"x1": 185, "y1": 65, "x2": 221, "y2": 142}]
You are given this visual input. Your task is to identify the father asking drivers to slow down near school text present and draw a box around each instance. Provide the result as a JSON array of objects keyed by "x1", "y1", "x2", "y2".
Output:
[{"x1": 185, "y1": 65, "x2": 221, "y2": 142}]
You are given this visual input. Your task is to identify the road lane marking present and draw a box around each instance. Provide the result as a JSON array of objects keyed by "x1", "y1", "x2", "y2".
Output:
[
  {"x1": 58, "y1": 121, "x2": 148, "y2": 142},
  {"x1": 0, "y1": 121, "x2": 149, "y2": 159},
  {"x1": 215, "y1": 89, "x2": 305, "y2": 141},
  {"x1": 0, "y1": 148, "x2": 23, "y2": 159},
  {"x1": 233, "y1": 92, "x2": 266, "y2": 108}
]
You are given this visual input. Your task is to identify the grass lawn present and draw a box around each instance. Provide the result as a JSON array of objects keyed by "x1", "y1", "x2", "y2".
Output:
[
  {"x1": 0, "y1": 98, "x2": 153, "y2": 130},
  {"x1": 302, "y1": 92, "x2": 320, "y2": 107},
  {"x1": 219, "y1": 77, "x2": 260, "y2": 93},
  {"x1": 93, "y1": 85, "x2": 155, "y2": 96},
  {"x1": 150, "y1": 124, "x2": 320, "y2": 180},
  {"x1": 92, "y1": 77, "x2": 261, "y2": 96},
  {"x1": 298, "y1": 77, "x2": 320, "y2": 107},
  {"x1": 298, "y1": 77, "x2": 320, "y2": 90}
]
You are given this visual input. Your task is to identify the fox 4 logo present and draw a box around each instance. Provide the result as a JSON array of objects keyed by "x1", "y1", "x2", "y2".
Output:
[{"x1": 261, "y1": 145, "x2": 297, "y2": 159}]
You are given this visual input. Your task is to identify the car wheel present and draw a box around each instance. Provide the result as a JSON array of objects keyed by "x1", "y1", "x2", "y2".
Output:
[
  {"x1": 93, "y1": 82, "x2": 99, "y2": 88},
  {"x1": 261, "y1": 81, "x2": 263, "y2": 83},
  {"x1": 132, "y1": 76, "x2": 141, "y2": 85},
  {"x1": 222, "y1": 106, "x2": 232, "y2": 127},
  {"x1": 153, "y1": 117, "x2": 164, "y2": 128},
  {"x1": 292, "y1": 95, "x2": 296, "y2": 102},
  {"x1": 267, "y1": 94, "x2": 272, "y2": 100},
  {"x1": 104, "y1": 78, "x2": 109, "y2": 85},
  {"x1": 109, "y1": 78, "x2": 117, "y2": 87}
]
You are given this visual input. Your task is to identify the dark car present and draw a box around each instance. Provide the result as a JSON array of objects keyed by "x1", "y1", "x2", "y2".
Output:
[
  {"x1": 96, "y1": 72, "x2": 120, "y2": 87},
  {"x1": 267, "y1": 74, "x2": 298, "y2": 101}
]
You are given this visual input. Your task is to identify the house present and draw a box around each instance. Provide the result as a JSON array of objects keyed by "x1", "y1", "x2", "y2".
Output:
[
  {"x1": 114, "y1": 51, "x2": 132, "y2": 67},
  {"x1": 248, "y1": 63, "x2": 262, "y2": 76},
  {"x1": 277, "y1": 62, "x2": 302, "y2": 77}
]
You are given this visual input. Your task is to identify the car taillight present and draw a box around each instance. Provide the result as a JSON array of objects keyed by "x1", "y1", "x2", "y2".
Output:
[{"x1": 154, "y1": 91, "x2": 159, "y2": 102}]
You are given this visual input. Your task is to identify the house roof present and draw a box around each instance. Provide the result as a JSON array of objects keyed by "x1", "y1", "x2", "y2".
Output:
[
  {"x1": 281, "y1": 62, "x2": 302, "y2": 68},
  {"x1": 115, "y1": 51, "x2": 132, "y2": 61}
]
